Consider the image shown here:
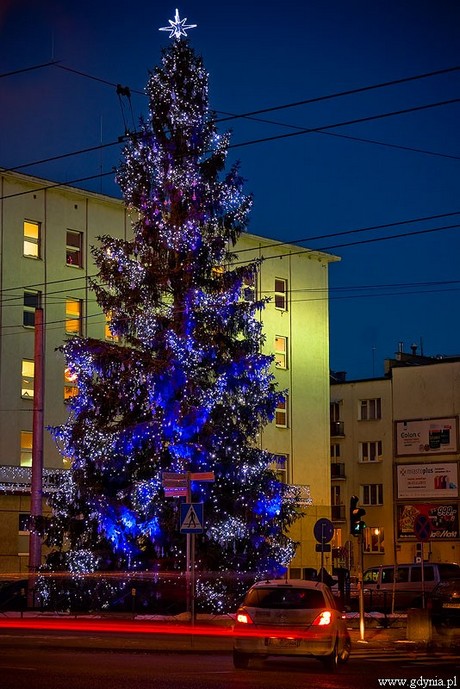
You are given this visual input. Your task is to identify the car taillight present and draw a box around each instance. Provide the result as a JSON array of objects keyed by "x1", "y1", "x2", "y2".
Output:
[
  {"x1": 236, "y1": 609, "x2": 253, "y2": 624},
  {"x1": 312, "y1": 610, "x2": 332, "y2": 626}
]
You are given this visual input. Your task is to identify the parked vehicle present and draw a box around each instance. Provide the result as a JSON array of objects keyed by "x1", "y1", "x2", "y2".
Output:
[
  {"x1": 233, "y1": 579, "x2": 351, "y2": 671},
  {"x1": 362, "y1": 562, "x2": 460, "y2": 611},
  {"x1": 428, "y1": 577, "x2": 460, "y2": 628},
  {"x1": 0, "y1": 578, "x2": 28, "y2": 611}
]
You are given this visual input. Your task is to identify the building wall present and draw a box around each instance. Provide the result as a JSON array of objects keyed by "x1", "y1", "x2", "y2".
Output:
[
  {"x1": 331, "y1": 362, "x2": 460, "y2": 578},
  {"x1": 330, "y1": 377, "x2": 394, "y2": 575},
  {"x1": 239, "y1": 234, "x2": 339, "y2": 571},
  {"x1": 392, "y1": 363, "x2": 460, "y2": 565},
  {"x1": 0, "y1": 170, "x2": 336, "y2": 573}
]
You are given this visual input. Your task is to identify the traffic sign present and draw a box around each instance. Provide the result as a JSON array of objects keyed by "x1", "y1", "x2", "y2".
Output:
[
  {"x1": 313, "y1": 518, "x2": 334, "y2": 544},
  {"x1": 315, "y1": 543, "x2": 331, "y2": 553},
  {"x1": 414, "y1": 514, "x2": 432, "y2": 542},
  {"x1": 180, "y1": 503, "x2": 204, "y2": 533}
]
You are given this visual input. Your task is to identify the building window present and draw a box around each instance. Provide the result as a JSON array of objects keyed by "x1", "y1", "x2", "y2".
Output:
[
  {"x1": 359, "y1": 441, "x2": 383, "y2": 463},
  {"x1": 274, "y1": 278, "x2": 288, "y2": 310},
  {"x1": 19, "y1": 513, "x2": 31, "y2": 534},
  {"x1": 23, "y1": 290, "x2": 41, "y2": 327},
  {"x1": 66, "y1": 230, "x2": 83, "y2": 267},
  {"x1": 23, "y1": 220, "x2": 40, "y2": 258},
  {"x1": 21, "y1": 360, "x2": 34, "y2": 399},
  {"x1": 331, "y1": 443, "x2": 341, "y2": 459},
  {"x1": 275, "y1": 396, "x2": 288, "y2": 427},
  {"x1": 271, "y1": 454, "x2": 288, "y2": 482},
  {"x1": 274, "y1": 335, "x2": 288, "y2": 369},
  {"x1": 331, "y1": 485, "x2": 341, "y2": 506},
  {"x1": 363, "y1": 527, "x2": 384, "y2": 554},
  {"x1": 330, "y1": 401, "x2": 342, "y2": 421},
  {"x1": 20, "y1": 431, "x2": 33, "y2": 467},
  {"x1": 359, "y1": 398, "x2": 381, "y2": 420},
  {"x1": 105, "y1": 312, "x2": 119, "y2": 342},
  {"x1": 64, "y1": 367, "x2": 78, "y2": 400},
  {"x1": 362, "y1": 484, "x2": 383, "y2": 505},
  {"x1": 66, "y1": 298, "x2": 82, "y2": 335},
  {"x1": 242, "y1": 274, "x2": 256, "y2": 302}
]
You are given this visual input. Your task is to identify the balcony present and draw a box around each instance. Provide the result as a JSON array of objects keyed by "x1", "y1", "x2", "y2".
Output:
[
  {"x1": 330, "y1": 420, "x2": 344, "y2": 437},
  {"x1": 331, "y1": 462, "x2": 346, "y2": 479},
  {"x1": 331, "y1": 504, "x2": 346, "y2": 522}
]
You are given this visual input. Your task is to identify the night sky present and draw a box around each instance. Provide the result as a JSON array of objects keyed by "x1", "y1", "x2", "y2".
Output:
[{"x1": 1, "y1": 1, "x2": 459, "y2": 379}]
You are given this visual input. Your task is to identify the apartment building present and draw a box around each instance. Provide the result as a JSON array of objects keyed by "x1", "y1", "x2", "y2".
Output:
[
  {"x1": 0, "y1": 169, "x2": 338, "y2": 573},
  {"x1": 330, "y1": 350, "x2": 460, "y2": 576}
]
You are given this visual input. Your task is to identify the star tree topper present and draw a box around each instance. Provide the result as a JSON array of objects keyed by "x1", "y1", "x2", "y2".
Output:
[{"x1": 159, "y1": 9, "x2": 197, "y2": 39}]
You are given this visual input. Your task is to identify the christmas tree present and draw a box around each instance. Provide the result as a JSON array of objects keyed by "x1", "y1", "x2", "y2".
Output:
[{"x1": 41, "y1": 12, "x2": 300, "y2": 611}]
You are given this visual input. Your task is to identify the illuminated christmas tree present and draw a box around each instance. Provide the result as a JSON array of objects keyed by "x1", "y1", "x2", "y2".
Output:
[{"x1": 42, "y1": 13, "x2": 300, "y2": 609}]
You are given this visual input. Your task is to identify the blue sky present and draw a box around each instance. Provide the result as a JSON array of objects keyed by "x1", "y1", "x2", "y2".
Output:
[{"x1": 1, "y1": 1, "x2": 459, "y2": 379}]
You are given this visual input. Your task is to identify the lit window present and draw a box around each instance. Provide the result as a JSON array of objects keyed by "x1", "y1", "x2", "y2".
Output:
[
  {"x1": 21, "y1": 360, "x2": 34, "y2": 399},
  {"x1": 105, "y1": 312, "x2": 119, "y2": 342},
  {"x1": 66, "y1": 230, "x2": 83, "y2": 267},
  {"x1": 275, "y1": 397, "x2": 288, "y2": 428},
  {"x1": 359, "y1": 441, "x2": 383, "y2": 463},
  {"x1": 64, "y1": 367, "x2": 78, "y2": 400},
  {"x1": 362, "y1": 484, "x2": 384, "y2": 505},
  {"x1": 20, "y1": 431, "x2": 33, "y2": 467},
  {"x1": 271, "y1": 454, "x2": 288, "y2": 482},
  {"x1": 363, "y1": 527, "x2": 384, "y2": 554},
  {"x1": 23, "y1": 220, "x2": 40, "y2": 258},
  {"x1": 274, "y1": 335, "x2": 287, "y2": 369},
  {"x1": 359, "y1": 398, "x2": 382, "y2": 420},
  {"x1": 66, "y1": 298, "x2": 82, "y2": 335},
  {"x1": 23, "y1": 290, "x2": 41, "y2": 327},
  {"x1": 274, "y1": 278, "x2": 288, "y2": 310}
]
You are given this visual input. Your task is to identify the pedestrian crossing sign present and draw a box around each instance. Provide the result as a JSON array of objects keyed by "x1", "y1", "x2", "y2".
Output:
[{"x1": 180, "y1": 503, "x2": 204, "y2": 533}]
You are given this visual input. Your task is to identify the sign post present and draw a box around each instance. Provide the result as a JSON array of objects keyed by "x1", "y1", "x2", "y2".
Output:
[
  {"x1": 414, "y1": 514, "x2": 432, "y2": 608},
  {"x1": 313, "y1": 518, "x2": 334, "y2": 583},
  {"x1": 162, "y1": 471, "x2": 214, "y2": 621}
]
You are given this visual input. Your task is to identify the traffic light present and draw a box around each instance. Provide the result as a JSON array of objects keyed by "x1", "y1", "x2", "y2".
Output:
[{"x1": 349, "y1": 495, "x2": 366, "y2": 536}]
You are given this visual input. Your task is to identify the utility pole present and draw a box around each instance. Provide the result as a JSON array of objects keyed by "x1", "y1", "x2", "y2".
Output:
[{"x1": 28, "y1": 307, "x2": 44, "y2": 607}]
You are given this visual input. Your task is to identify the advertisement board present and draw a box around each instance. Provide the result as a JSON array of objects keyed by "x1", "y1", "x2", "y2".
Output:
[
  {"x1": 395, "y1": 417, "x2": 458, "y2": 456},
  {"x1": 397, "y1": 503, "x2": 459, "y2": 540},
  {"x1": 397, "y1": 462, "x2": 458, "y2": 499}
]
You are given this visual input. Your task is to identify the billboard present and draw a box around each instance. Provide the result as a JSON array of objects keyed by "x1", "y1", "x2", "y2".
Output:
[
  {"x1": 397, "y1": 503, "x2": 459, "y2": 540},
  {"x1": 395, "y1": 417, "x2": 458, "y2": 456},
  {"x1": 397, "y1": 462, "x2": 458, "y2": 499}
]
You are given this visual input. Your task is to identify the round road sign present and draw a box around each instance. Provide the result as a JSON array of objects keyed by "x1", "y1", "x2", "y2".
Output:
[
  {"x1": 313, "y1": 517, "x2": 334, "y2": 544},
  {"x1": 414, "y1": 514, "x2": 432, "y2": 542}
]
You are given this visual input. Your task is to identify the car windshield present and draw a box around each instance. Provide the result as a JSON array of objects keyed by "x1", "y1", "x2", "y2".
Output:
[{"x1": 244, "y1": 587, "x2": 326, "y2": 609}]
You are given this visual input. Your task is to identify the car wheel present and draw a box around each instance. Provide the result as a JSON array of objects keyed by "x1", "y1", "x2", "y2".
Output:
[
  {"x1": 322, "y1": 639, "x2": 339, "y2": 672},
  {"x1": 339, "y1": 636, "x2": 351, "y2": 664},
  {"x1": 233, "y1": 650, "x2": 250, "y2": 669}
]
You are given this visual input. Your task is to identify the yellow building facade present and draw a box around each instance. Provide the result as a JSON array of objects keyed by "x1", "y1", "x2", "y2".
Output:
[{"x1": 0, "y1": 169, "x2": 337, "y2": 574}]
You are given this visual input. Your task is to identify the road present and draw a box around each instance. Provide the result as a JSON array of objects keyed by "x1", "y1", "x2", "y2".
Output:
[{"x1": 0, "y1": 633, "x2": 459, "y2": 689}]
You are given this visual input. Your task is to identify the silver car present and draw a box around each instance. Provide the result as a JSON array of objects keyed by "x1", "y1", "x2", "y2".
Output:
[{"x1": 233, "y1": 579, "x2": 351, "y2": 670}]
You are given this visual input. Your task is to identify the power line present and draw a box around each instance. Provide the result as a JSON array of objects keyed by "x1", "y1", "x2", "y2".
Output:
[
  {"x1": 0, "y1": 220, "x2": 457, "y2": 310},
  {"x1": 228, "y1": 98, "x2": 460, "y2": 151},
  {"x1": 2, "y1": 93, "x2": 459, "y2": 203},
  {"x1": 235, "y1": 210, "x2": 460, "y2": 254},
  {"x1": 216, "y1": 66, "x2": 460, "y2": 123},
  {"x1": 48, "y1": 62, "x2": 459, "y2": 122},
  {"x1": 0, "y1": 61, "x2": 60, "y2": 79},
  {"x1": 2, "y1": 62, "x2": 459, "y2": 180}
]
